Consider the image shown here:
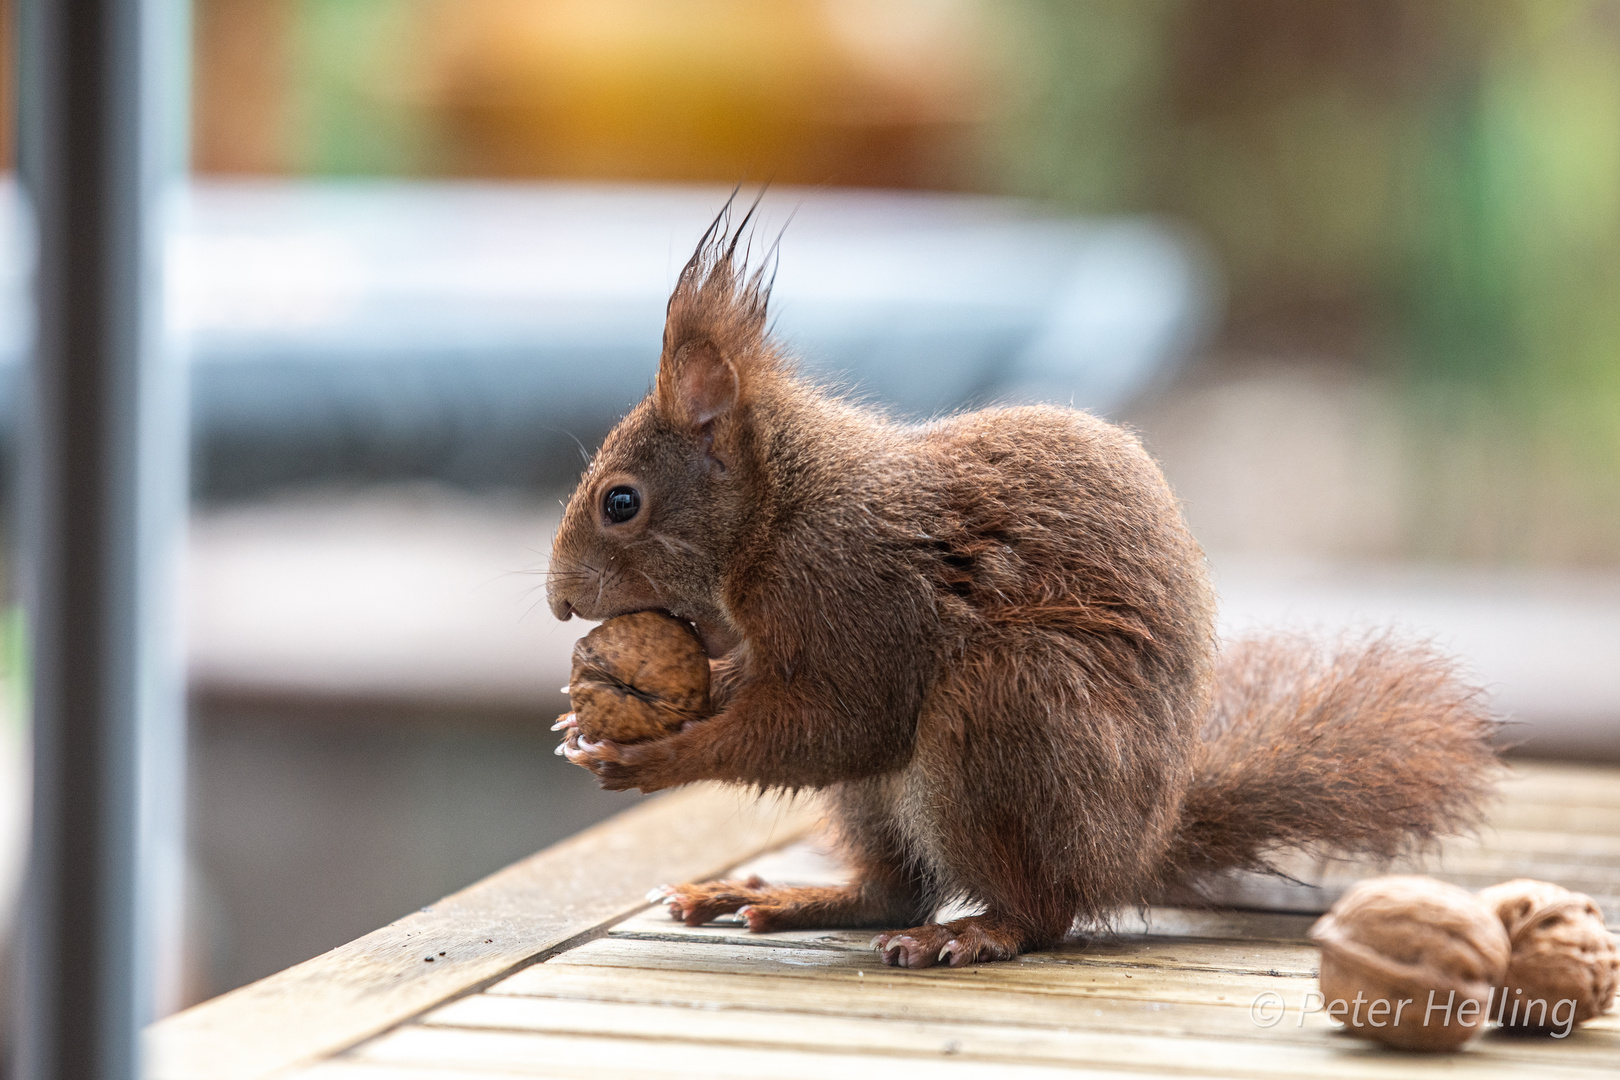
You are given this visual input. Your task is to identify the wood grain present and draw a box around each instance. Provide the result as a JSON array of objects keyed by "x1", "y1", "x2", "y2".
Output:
[
  {"x1": 144, "y1": 783, "x2": 819, "y2": 1080},
  {"x1": 304, "y1": 760, "x2": 1619, "y2": 1078},
  {"x1": 398, "y1": 882, "x2": 1614, "y2": 1076},
  {"x1": 162, "y1": 760, "x2": 1620, "y2": 1079},
  {"x1": 538, "y1": 935, "x2": 1333, "y2": 1006},
  {"x1": 331, "y1": 1010, "x2": 1613, "y2": 1080},
  {"x1": 410, "y1": 993, "x2": 1620, "y2": 1077},
  {"x1": 322, "y1": 1024, "x2": 1174, "y2": 1080},
  {"x1": 460, "y1": 937, "x2": 1620, "y2": 1058}
]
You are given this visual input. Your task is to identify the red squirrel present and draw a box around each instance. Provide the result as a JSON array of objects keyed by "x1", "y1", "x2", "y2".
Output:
[{"x1": 548, "y1": 204, "x2": 1498, "y2": 969}]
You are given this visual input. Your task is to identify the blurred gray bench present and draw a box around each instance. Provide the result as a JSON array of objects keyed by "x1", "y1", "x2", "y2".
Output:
[{"x1": 0, "y1": 180, "x2": 1212, "y2": 498}]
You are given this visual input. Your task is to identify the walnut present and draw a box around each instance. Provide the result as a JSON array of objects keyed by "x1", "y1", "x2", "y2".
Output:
[
  {"x1": 1308, "y1": 875, "x2": 1509, "y2": 1051},
  {"x1": 564, "y1": 611, "x2": 712, "y2": 744},
  {"x1": 1477, "y1": 878, "x2": 1618, "y2": 1029}
]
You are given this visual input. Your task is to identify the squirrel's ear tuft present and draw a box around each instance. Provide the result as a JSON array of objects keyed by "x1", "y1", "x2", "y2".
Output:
[
  {"x1": 659, "y1": 340, "x2": 738, "y2": 427},
  {"x1": 655, "y1": 192, "x2": 781, "y2": 431}
]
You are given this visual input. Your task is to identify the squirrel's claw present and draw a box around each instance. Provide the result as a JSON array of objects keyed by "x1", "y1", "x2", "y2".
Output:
[
  {"x1": 873, "y1": 920, "x2": 1018, "y2": 968},
  {"x1": 561, "y1": 732, "x2": 612, "y2": 765},
  {"x1": 873, "y1": 933, "x2": 936, "y2": 969},
  {"x1": 557, "y1": 727, "x2": 678, "y2": 792}
]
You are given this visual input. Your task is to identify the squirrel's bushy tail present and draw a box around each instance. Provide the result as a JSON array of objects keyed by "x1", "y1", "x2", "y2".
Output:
[{"x1": 1159, "y1": 632, "x2": 1500, "y2": 887}]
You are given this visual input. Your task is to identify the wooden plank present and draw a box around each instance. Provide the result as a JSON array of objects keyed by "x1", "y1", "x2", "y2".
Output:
[
  {"x1": 171, "y1": 759, "x2": 1620, "y2": 1078},
  {"x1": 411, "y1": 992, "x2": 1620, "y2": 1077},
  {"x1": 281, "y1": 1066, "x2": 524, "y2": 1080},
  {"x1": 537, "y1": 936, "x2": 1323, "y2": 1005},
  {"x1": 1484, "y1": 799, "x2": 1620, "y2": 836},
  {"x1": 298, "y1": 1053, "x2": 1175, "y2": 1080},
  {"x1": 1496, "y1": 763, "x2": 1620, "y2": 809},
  {"x1": 144, "y1": 784, "x2": 818, "y2": 1080},
  {"x1": 480, "y1": 959, "x2": 1323, "y2": 1039},
  {"x1": 1184, "y1": 762, "x2": 1620, "y2": 920},
  {"x1": 445, "y1": 982, "x2": 1342, "y2": 1038},
  {"x1": 331, "y1": 1016, "x2": 1614, "y2": 1080},
  {"x1": 274, "y1": 1065, "x2": 508, "y2": 1080},
  {"x1": 465, "y1": 952, "x2": 1620, "y2": 1061},
  {"x1": 1199, "y1": 833, "x2": 1620, "y2": 923},
  {"x1": 489, "y1": 930, "x2": 1619, "y2": 1062},
  {"x1": 331, "y1": 1024, "x2": 1241, "y2": 1080}
]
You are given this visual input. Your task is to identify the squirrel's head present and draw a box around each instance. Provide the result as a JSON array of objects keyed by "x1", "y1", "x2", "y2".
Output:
[{"x1": 547, "y1": 199, "x2": 782, "y2": 657}]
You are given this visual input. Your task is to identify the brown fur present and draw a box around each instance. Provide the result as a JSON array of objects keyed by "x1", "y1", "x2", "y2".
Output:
[{"x1": 548, "y1": 204, "x2": 1500, "y2": 969}]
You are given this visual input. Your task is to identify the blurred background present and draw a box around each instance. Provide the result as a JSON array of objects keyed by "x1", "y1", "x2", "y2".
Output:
[{"x1": 2, "y1": 0, "x2": 1619, "y2": 1014}]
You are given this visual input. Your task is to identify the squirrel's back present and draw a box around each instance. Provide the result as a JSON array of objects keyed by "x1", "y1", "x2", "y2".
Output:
[{"x1": 909, "y1": 402, "x2": 1217, "y2": 707}]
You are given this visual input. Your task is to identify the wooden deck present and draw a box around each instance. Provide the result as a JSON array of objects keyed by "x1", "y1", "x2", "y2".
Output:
[{"x1": 148, "y1": 762, "x2": 1620, "y2": 1079}]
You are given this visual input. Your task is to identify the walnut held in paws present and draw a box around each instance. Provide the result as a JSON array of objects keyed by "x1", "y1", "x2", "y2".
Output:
[
  {"x1": 1309, "y1": 875, "x2": 1509, "y2": 1052},
  {"x1": 567, "y1": 611, "x2": 711, "y2": 744},
  {"x1": 1478, "y1": 878, "x2": 1618, "y2": 1028}
]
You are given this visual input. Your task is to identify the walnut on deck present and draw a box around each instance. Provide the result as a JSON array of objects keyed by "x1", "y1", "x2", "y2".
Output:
[
  {"x1": 564, "y1": 611, "x2": 712, "y2": 744},
  {"x1": 1477, "y1": 878, "x2": 1618, "y2": 1029},
  {"x1": 1308, "y1": 875, "x2": 1510, "y2": 1052}
]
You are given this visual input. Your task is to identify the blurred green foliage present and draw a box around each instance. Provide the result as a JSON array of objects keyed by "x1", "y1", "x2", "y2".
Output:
[
  {"x1": 990, "y1": 0, "x2": 1620, "y2": 563},
  {"x1": 981, "y1": 0, "x2": 1179, "y2": 213},
  {"x1": 1397, "y1": 6, "x2": 1620, "y2": 561},
  {"x1": 291, "y1": 0, "x2": 437, "y2": 175}
]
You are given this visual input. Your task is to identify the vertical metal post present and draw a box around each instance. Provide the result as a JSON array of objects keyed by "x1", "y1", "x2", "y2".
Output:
[{"x1": 16, "y1": 0, "x2": 189, "y2": 1077}]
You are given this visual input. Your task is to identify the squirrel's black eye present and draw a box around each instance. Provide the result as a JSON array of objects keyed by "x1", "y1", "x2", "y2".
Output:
[{"x1": 603, "y1": 485, "x2": 641, "y2": 524}]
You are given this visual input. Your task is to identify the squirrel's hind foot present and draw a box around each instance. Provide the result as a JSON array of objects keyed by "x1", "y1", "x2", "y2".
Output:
[{"x1": 873, "y1": 915, "x2": 1026, "y2": 969}]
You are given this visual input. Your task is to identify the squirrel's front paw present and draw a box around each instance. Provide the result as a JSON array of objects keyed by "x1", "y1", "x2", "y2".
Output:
[{"x1": 557, "y1": 727, "x2": 679, "y2": 792}]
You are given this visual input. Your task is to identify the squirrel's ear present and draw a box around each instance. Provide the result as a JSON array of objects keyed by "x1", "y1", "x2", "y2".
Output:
[{"x1": 658, "y1": 340, "x2": 738, "y2": 428}]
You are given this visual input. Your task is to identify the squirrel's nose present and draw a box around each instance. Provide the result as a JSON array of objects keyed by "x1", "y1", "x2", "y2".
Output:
[{"x1": 546, "y1": 577, "x2": 575, "y2": 621}]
